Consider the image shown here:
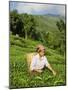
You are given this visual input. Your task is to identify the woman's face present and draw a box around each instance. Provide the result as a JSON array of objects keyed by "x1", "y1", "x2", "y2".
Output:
[{"x1": 39, "y1": 49, "x2": 45, "y2": 57}]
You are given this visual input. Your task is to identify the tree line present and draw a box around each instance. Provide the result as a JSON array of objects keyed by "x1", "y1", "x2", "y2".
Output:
[
  {"x1": 10, "y1": 10, "x2": 41, "y2": 40},
  {"x1": 10, "y1": 10, "x2": 66, "y2": 54}
]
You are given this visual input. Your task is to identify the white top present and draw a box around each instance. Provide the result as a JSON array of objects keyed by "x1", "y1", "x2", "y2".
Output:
[{"x1": 30, "y1": 54, "x2": 49, "y2": 71}]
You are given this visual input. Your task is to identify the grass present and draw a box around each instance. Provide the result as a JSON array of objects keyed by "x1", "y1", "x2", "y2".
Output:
[{"x1": 9, "y1": 34, "x2": 66, "y2": 88}]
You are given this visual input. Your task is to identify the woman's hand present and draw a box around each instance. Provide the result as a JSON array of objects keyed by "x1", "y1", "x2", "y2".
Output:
[
  {"x1": 35, "y1": 69, "x2": 43, "y2": 73},
  {"x1": 47, "y1": 64, "x2": 56, "y2": 76},
  {"x1": 30, "y1": 69, "x2": 43, "y2": 73},
  {"x1": 52, "y1": 70, "x2": 56, "y2": 76}
]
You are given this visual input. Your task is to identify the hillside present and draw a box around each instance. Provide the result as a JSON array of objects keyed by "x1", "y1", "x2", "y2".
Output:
[
  {"x1": 33, "y1": 15, "x2": 63, "y2": 32},
  {"x1": 10, "y1": 10, "x2": 66, "y2": 88},
  {"x1": 32, "y1": 15, "x2": 65, "y2": 52},
  {"x1": 9, "y1": 34, "x2": 66, "y2": 88}
]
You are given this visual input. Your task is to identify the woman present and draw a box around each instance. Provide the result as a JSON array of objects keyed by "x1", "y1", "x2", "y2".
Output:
[{"x1": 30, "y1": 44, "x2": 56, "y2": 76}]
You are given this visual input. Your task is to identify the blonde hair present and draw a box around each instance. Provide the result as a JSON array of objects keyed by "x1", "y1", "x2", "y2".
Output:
[
  {"x1": 26, "y1": 53, "x2": 37, "y2": 72},
  {"x1": 36, "y1": 44, "x2": 45, "y2": 53}
]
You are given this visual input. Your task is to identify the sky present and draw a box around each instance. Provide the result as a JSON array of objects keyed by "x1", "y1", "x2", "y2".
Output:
[{"x1": 9, "y1": 1, "x2": 65, "y2": 16}]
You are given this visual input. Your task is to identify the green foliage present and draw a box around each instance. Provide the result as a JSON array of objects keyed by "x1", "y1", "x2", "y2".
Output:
[
  {"x1": 56, "y1": 19, "x2": 66, "y2": 54},
  {"x1": 10, "y1": 11, "x2": 41, "y2": 40},
  {"x1": 9, "y1": 35, "x2": 66, "y2": 88},
  {"x1": 10, "y1": 10, "x2": 66, "y2": 54},
  {"x1": 9, "y1": 10, "x2": 66, "y2": 88},
  {"x1": 56, "y1": 19, "x2": 66, "y2": 32}
]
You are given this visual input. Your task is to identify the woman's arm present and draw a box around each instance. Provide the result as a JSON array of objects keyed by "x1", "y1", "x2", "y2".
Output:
[
  {"x1": 44, "y1": 56, "x2": 56, "y2": 76},
  {"x1": 47, "y1": 64, "x2": 56, "y2": 76}
]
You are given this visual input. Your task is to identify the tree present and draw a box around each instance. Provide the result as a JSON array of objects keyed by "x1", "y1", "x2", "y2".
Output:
[
  {"x1": 22, "y1": 14, "x2": 32, "y2": 39},
  {"x1": 56, "y1": 19, "x2": 66, "y2": 54},
  {"x1": 10, "y1": 10, "x2": 23, "y2": 36},
  {"x1": 56, "y1": 19, "x2": 65, "y2": 32}
]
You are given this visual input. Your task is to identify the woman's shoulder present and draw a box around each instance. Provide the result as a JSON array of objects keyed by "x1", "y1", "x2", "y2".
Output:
[
  {"x1": 43, "y1": 55, "x2": 47, "y2": 60},
  {"x1": 33, "y1": 53, "x2": 39, "y2": 58}
]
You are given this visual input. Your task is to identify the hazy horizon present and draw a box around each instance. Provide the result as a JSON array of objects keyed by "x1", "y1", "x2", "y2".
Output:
[{"x1": 9, "y1": 1, "x2": 65, "y2": 17}]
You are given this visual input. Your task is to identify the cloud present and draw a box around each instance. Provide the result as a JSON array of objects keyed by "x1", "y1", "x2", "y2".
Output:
[
  {"x1": 44, "y1": 4, "x2": 65, "y2": 16},
  {"x1": 56, "y1": 5, "x2": 65, "y2": 16},
  {"x1": 16, "y1": 2, "x2": 52, "y2": 14},
  {"x1": 10, "y1": 2, "x2": 65, "y2": 16}
]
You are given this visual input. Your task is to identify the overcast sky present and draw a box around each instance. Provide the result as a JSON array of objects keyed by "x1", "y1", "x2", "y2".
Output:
[{"x1": 10, "y1": 1, "x2": 65, "y2": 16}]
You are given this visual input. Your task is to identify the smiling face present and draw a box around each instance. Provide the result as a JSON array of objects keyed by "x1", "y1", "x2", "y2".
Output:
[
  {"x1": 36, "y1": 44, "x2": 45, "y2": 57},
  {"x1": 39, "y1": 48, "x2": 45, "y2": 57}
]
